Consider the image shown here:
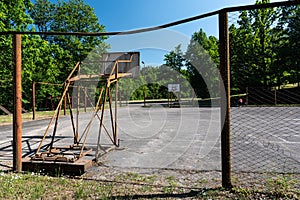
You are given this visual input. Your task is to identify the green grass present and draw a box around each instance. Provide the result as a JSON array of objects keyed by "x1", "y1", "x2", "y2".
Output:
[
  {"x1": 0, "y1": 171, "x2": 298, "y2": 199},
  {"x1": 0, "y1": 109, "x2": 77, "y2": 124},
  {"x1": 0, "y1": 111, "x2": 55, "y2": 124}
]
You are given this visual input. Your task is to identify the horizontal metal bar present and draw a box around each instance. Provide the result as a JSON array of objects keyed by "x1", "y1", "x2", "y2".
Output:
[
  {"x1": 223, "y1": 0, "x2": 300, "y2": 13},
  {"x1": 0, "y1": 1, "x2": 298, "y2": 37}
]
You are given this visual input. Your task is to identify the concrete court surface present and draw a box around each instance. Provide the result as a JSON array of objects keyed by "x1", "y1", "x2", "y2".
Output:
[{"x1": 0, "y1": 104, "x2": 299, "y2": 174}]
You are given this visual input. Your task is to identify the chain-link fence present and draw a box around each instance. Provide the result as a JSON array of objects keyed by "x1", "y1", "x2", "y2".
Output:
[
  {"x1": 228, "y1": 3, "x2": 300, "y2": 191},
  {"x1": 2, "y1": 0, "x2": 300, "y2": 193}
]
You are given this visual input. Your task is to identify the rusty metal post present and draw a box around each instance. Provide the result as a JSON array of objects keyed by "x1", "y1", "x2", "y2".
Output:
[
  {"x1": 13, "y1": 34, "x2": 22, "y2": 172},
  {"x1": 84, "y1": 87, "x2": 87, "y2": 112},
  {"x1": 76, "y1": 85, "x2": 80, "y2": 142},
  {"x1": 32, "y1": 81, "x2": 36, "y2": 120},
  {"x1": 64, "y1": 94, "x2": 66, "y2": 115},
  {"x1": 115, "y1": 67, "x2": 119, "y2": 146},
  {"x1": 219, "y1": 11, "x2": 232, "y2": 189}
]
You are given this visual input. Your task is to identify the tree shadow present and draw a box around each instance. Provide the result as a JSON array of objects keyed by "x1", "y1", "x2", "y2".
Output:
[{"x1": 109, "y1": 188, "x2": 220, "y2": 199}]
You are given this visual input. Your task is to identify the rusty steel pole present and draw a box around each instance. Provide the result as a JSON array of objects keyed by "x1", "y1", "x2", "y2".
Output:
[
  {"x1": 115, "y1": 66, "x2": 119, "y2": 146},
  {"x1": 13, "y1": 34, "x2": 22, "y2": 172},
  {"x1": 32, "y1": 81, "x2": 36, "y2": 120},
  {"x1": 219, "y1": 11, "x2": 232, "y2": 189}
]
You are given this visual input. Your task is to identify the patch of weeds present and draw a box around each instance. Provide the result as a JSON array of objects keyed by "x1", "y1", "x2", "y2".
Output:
[
  {"x1": 167, "y1": 176, "x2": 178, "y2": 186},
  {"x1": 94, "y1": 182, "x2": 114, "y2": 199},
  {"x1": 58, "y1": 176, "x2": 68, "y2": 185},
  {"x1": 196, "y1": 178, "x2": 207, "y2": 187},
  {"x1": 162, "y1": 176, "x2": 179, "y2": 194},
  {"x1": 196, "y1": 188, "x2": 220, "y2": 199},
  {"x1": 140, "y1": 185, "x2": 153, "y2": 193},
  {"x1": 74, "y1": 186, "x2": 84, "y2": 199},
  {"x1": 162, "y1": 186, "x2": 171, "y2": 194},
  {"x1": 32, "y1": 182, "x2": 46, "y2": 199},
  {"x1": 146, "y1": 175, "x2": 157, "y2": 183},
  {"x1": 0, "y1": 173, "x2": 16, "y2": 198},
  {"x1": 231, "y1": 175, "x2": 240, "y2": 185},
  {"x1": 127, "y1": 172, "x2": 147, "y2": 182},
  {"x1": 232, "y1": 186, "x2": 251, "y2": 197},
  {"x1": 115, "y1": 174, "x2": 123, "y2": 182},
  {"x1": 120, "y1": 172, "x2": 157, "y2": 184},
  {"x1": 74, "y1": 179, "x2": 87, "y2": 199},
  {"x1": 266, "y1": 174, "x2": 299, "y2": 198}
]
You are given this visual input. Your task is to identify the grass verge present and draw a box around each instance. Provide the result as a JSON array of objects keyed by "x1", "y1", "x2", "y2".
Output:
[
  {"x1": 0, "y1": 171, "x2": 299, "y2": 199},
  {"x1": 0, "y1": 111, "x2": 56, "y2": 124}
]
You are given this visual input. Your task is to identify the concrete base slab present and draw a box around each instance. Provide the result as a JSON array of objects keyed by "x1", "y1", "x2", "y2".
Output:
[{"x1": 22, "y1": 157, "x2": 93, "y2": 175}]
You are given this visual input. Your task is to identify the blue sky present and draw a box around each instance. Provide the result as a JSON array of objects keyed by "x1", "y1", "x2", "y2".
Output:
[
  {"x1": 83, "y1": 0, "x2": 282, "y2": 35},
  {"x1": 78, "y1": 0, "x2": 283, "y2": 65},
  {"x1": 48, "y1": 0, "x2": 284, "y2": 65}
]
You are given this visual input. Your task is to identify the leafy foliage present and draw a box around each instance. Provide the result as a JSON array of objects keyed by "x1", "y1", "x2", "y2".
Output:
[
  {"x1": 0, "y1": 0, "x2": 108, "y2": 112},
  {"x1": 164, "y1": 29, "x2": 220, "y2": 98},
  {"x1": 230, "y1": 0, "x2": 300, "y2": 94},
  {"x1": 30, "y1": 0, "x2": 108, "y2": 63},
  {"x1": 119, "y1": 65, "x2": 192, "y2": 101},
  {"x1": 164, "y1": 1, "x2": 300, "y2": 99}
]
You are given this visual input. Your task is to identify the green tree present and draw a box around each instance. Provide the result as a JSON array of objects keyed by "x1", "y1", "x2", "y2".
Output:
[
  {"x1": 164, "y1": 45, "x2": 185, "y2": 75},
  {"x1": 30, "y1": 0, "x2": 108, "y2": 63},
  {"x1": 250, "y1": 0, "x2": 278, "y2": 87},
  {"x1": 118, "y1": 65, "x2": 192, "y2": 101},
  {"x1": 185, "y1": 29, "x2": 219, "y2": 98},
  {"x1": 22, "y1": 35, "x2": 68, "y2": 109},
  {"x1": 29, "y1": 0, "x2": 54, "y2": 35},
  {"x1": 0, "y1": 0, "x2": 76, "y2": 111},
  {"x1": 164, "y1": 29, "x2": 219, "y2": 99},
  {"x1": 28, "y1": 0, "x2": 109, "y2": 85},
  {"x1": 0, "y1": 0, "x2": 34, "y2": 111},
  {"x1": 286, "y1": 5, "x2": 300, "y2": 86},
  {"x1": 0, "y1": 0, "x2": 33, "y2": 31},
  {"x1": 229, "y1": 0, "x2": 286, "y2": 93},
  {"x1": 229, "y1": 10, "x2": 258, "y2": 93}
]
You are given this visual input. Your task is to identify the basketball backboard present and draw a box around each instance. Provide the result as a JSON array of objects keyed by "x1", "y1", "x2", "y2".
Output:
[{"x1": 101, "y1": 52, "x2": 140, "y2": 78}]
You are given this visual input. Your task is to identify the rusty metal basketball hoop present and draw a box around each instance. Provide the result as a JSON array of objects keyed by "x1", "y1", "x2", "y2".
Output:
[{"x1": 23, "y1": 52, "x2": 140, "y2": 174}]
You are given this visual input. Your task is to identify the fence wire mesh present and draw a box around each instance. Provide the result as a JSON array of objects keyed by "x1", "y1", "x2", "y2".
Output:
[
  {"x1": 1, "y1": 1, "x2": 300, "y2": 195},
  {"x1": 228, "y1": 5, "x2": 300, "y2": 191}
]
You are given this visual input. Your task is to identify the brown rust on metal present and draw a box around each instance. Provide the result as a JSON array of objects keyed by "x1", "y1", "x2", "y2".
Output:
[
  {"x1": 13, "y1": 34, "x2": 22, "y2": 172},
  {"x1": 31, "y1": 53, "x2": 137, "y2": 167},
  {"x1": 67, "y1": 92, "x2": 77, "y2": 144},
  {"x1": 219, "y1": 11, "x2": 232, "y2": 189},
  {"x1": 22, "y1": 157, "x2": 92, "y2": 175},
  {"x1": 35, "y1": 62, "x2": 80, "y2": 151},
  {"x1": 115, "y1": 64, "x2": 119, "y2": 146},
  {"x1": 32, "y1": 81, "x2": 36, "y2": 120}
]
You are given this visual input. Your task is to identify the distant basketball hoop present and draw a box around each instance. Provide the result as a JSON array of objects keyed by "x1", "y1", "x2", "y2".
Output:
[
  {"x1": 168, "y1": 84, "x2": 180, "y2": 108},
  {"x1": 168, "y1": 84, "x2": 180, "y2": 93}
]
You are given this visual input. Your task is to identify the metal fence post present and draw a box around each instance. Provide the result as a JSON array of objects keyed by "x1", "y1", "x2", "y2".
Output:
[
  {"x1": 13, "y1": 34, "x2": 22, "y2": 172},
  {"x1": 32, "y1": 81, "x2": 36, "y2": 120},
  {"x1": 219, "y1": 10, "x2": 232, "y2": 189}
]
